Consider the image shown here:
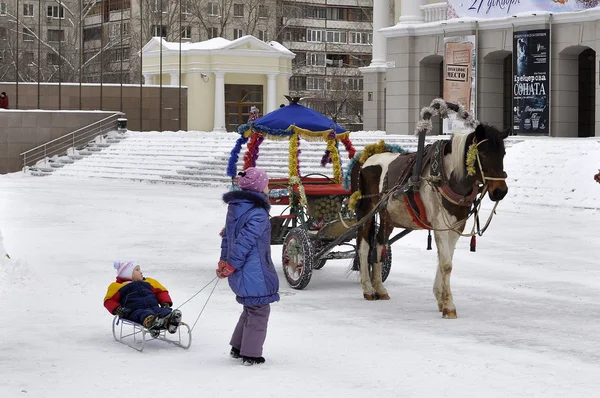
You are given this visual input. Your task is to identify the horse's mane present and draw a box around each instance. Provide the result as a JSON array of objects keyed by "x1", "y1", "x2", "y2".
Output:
[{"x1": 446, "y1": 130, "x2": 471, "y2": 180}]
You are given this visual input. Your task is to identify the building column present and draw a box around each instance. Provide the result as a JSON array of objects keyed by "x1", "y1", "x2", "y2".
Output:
[
  {"x1": 170, "y1": 72, "x2": 179, "y2": 86},
  {"x1": 213, "y1": 71, "x2": 226, "y2": 132},
  {"x1": 143, "y1": 74, "x2": 154, "y2": 85},
  {"x1": 266, "y1": 74, "x2": 277, "y2": 113},
  {"x1": 398, "y1": 0, "x2": 426, "y2": 24},
  {"x1": 369, "y1": 0, "x2": 389, "y2": 67}
]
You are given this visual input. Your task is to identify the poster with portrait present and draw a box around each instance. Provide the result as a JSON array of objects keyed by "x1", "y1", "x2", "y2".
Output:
[
  {"x1": 512, "y1": 29, "x2": 550, "y2": 135},
  {"x1": 443, "y1": 35, "x2": 476, "y2": 135}
]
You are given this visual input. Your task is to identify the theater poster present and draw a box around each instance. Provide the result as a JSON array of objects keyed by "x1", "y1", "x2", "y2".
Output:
[
  {"x1": 447, "y1": 0, "x2": 600, "y2": 19},
  {"x1": 443, "y1": 35, "x2": 476, "y2": 135},
  {"x1": 513, "y1": 29, "x2": 550, "y2": 134}
]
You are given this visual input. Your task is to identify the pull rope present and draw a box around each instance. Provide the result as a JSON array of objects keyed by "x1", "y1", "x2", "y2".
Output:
[{"x1": 174, "y1": 276, "x2": 220, "y2": 332}]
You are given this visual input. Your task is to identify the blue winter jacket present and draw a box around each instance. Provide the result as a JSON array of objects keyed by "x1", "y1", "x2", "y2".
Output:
[{"x1": 221, "y1": 190, "x2": 280, "y2": 306}]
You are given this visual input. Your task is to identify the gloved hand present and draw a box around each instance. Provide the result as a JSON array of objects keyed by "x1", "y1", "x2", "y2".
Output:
[
  {"x1": 160, "y1": 302, "x2": 172, "y2": 308},
  {"x1": 114, "y1": 306, "x2": 129, "y2": 318},
  {"x1": 216, "y1": 261, "x2": 235, "y2": 279}
]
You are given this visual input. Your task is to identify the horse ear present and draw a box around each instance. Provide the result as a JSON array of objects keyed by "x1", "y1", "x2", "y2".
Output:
[
  {"x1": 501, "y1": 127, "x2": 511, "y2": 140},
  {"x1": 474, "y1": 124, "x2": 486, "y2": 142}
]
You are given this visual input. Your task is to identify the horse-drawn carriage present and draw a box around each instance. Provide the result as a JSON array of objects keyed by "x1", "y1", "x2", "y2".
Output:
[{"x1": 228, "y1": 98, "x2": 510, "y2": 318}]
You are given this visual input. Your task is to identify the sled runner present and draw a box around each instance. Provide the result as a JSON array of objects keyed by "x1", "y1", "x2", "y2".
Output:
[{"x1": 112, "y1": 315, "x2": 192, "y2": 352}]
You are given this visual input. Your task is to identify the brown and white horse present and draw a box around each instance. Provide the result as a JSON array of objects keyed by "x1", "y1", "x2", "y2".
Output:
[{"x1": 351, "y1": 116, "x2": 509, "y2": 318}]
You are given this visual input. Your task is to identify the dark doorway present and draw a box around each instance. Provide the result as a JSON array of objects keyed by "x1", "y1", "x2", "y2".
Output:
[
  {"x1": 225, "y1": 84, "x2": 263, "y2": 131},
  {"x1": 503, "y1": 54, "x2": 513, "y2": 132},
  {"x1": 578, "y1": 49, "x2": 596, "y2": 137}
]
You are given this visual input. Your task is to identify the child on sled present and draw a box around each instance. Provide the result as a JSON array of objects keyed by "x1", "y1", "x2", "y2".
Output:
[{"x1": 104, "y1": 261, "x2": 182, "y2": 337}]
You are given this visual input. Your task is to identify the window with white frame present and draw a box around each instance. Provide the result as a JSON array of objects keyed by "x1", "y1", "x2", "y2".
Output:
[
  {"x1": 307, "y1": 77, "x2": 324, "y2": 90},
  {"x1": 349, "y1": 32, "x2": 372, "y2": 45},
  {"x1": 23, "y1": 4, "x2": 34, "y2": 17},
  {"x1": 233, "y1": 4, "x2": 244, "y2": 17},
  {"x1": 181, "y1": 0, "x2": 191, "y2": 15},
  {"x1": 151, "y1": 25, "x2": 167, "y2": 38},
  {"x1": 151, "y1": 0, "x2": 165, "y2": 12},
  {"x1": 109, "y1": 24, "x2": 119, "y2": 38},
  {"x1": 207, "y1": 27, "x2": 218, "y2": 39},
  {"x1": 348, "y1": 78, "x2": 363, "y2": 91},
  {"x1": 307, "y1": 53, "x2": 325, "y2": 67},
  {"x1": 47, "y1": 5, "x2": 65, "y2": 19},
  {"x1": 122, "y1": 22, "x2": 130, "y2": 36},
  {"x1": 0, "y1": 3, "x2": 7, "y2": 16},
  {"x1": 47, "y1": 29, "x2": 64, "y2": 42},
  {"x1": 207, "y1": 2, "x2": 218, "y2": 16},
  {"x1": 257, "y1": 30, "x2": 267, "y2": 42},
  {"x1": 181, "y1": 26, "x2": 191, "y2": 39},
  {"x1": 23, "y1": 27, "x2": 35, "y2": 41},
  {"x1": 326, "y1": 31, "x2": 346, "y2": 44},
  {"x1": 233, "y1": 28, "x2": 242, "y2": 39},
  {"x1": 258, "y1": 5, "x2": 268, "y2": 18},
  {"x1": 306, "y1": 29, "x2": 324, "y2": 43}
]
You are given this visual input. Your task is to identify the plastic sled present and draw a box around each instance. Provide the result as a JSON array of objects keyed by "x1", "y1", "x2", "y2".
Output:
[{"x1": 112, "y1": 315, "x2": 192, "y2": 352}]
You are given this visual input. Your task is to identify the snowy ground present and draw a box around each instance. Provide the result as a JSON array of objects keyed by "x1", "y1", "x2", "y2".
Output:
[{"x1": 1, "y1": 138, "x2": 600, "y2": 397}]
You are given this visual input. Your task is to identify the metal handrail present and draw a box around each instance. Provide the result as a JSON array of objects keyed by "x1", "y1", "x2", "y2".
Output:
[{"x1": 20, "y1": 112, "x2": 124, "y2": 169}]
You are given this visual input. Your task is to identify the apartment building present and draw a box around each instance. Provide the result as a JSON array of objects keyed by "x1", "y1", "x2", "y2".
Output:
[
  {"x1": 279, "y1": 0, "x2": 375, "y2": 128},
  {"x1": 0, "y1": 0, "x2": 80, "y2": 82}
]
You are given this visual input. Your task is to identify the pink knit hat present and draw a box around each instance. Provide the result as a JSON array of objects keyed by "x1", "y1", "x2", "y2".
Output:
[{"x1": 238, "y1": 167, "x2": 269, "y2": 192}]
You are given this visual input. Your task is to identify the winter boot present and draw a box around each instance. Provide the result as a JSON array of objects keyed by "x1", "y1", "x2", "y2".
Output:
[
  {"x1": 230, "y1": 347, "x2": 241, "y2": 359},
  {"x1": 242, "y1": 356, "x2": 266, "y2": 366},
  {"x1": 166, "y1": 309, "x2": 182, "y2": 334},
  {"x1": 142, "y1": 315, "x2": 163, "y2": 338}
]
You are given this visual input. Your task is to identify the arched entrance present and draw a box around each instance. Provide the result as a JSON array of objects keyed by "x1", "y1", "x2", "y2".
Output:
[
  {"x1": 557, "y1": 46, "x2": 596, "y2": 137},
  {"x1": 480, "y1": 50, "x2": 513, "y2": 131},
  {"x1": 419, "y1": 55, "x2": 444, "y2": 135}
]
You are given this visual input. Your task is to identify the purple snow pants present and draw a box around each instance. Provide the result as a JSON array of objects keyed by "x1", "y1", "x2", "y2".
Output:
[{"x1": 229, "y1": 304, "x2": 271, "y2": 358}]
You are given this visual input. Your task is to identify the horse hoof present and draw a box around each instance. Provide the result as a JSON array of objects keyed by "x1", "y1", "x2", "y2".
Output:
[
  {"x1": 364, "y1": 293, "x2": 376, "y2": 301},
  {"x1": 375, "y1": 292, "x2": 390, "y2": 300},
  {"x1": 438, "y1": 303, "x2": 443, "y2": 312},
  {"x1": 442, "y1": 309, "x2": 457, "y2": 319}
]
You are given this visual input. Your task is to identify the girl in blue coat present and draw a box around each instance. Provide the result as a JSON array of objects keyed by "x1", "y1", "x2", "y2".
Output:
[{"x1": 217, "y1": 167, "x2": 280, "y2": 366}]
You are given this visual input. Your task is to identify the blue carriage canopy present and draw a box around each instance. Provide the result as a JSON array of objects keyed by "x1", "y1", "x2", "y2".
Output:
[{"x1": 226, "y1": 103, "x2": 356, "y2": 184}]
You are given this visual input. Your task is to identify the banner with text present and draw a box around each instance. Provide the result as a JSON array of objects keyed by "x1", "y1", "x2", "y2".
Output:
[
  {"x1": 513, "y1": 29, "x2": 550, "y2": 134},
  {"x1": 443, "y1": 35, "x2": 477, "y2": 135},
  {"x1": 447, "y1": 0, "x2": 599, "y2": 19}
]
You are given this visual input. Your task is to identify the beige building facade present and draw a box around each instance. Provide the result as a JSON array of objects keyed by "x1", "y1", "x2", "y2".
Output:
[
  {"x1": 363, "y1": 0, "x2": 600, "y2": 137},
  {"x1": 141, "y1": 35, "x2": 294, "y2": 132}
]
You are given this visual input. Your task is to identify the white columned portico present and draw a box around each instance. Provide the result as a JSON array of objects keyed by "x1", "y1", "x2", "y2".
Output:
[
  {"x1": 143, "y1": 74, "x2": 154, "y2": 85},
  {"x1": 213, "y1": 71, "x2": 226, "y2": 132},
  {"x1": 369, "y1": 0, "x2": 389, "y2": 67},
  {"x1": 398, "y1": 0, "x2": 426, "y2": 24},
  {"x1": 266, "y1": 74, "x2": 277, "y2": 113},
  {"x1": 169, "y1": 72, "x2": 179, "y2": 86}
]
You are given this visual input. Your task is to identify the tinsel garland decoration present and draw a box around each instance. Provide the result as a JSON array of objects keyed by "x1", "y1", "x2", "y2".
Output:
[
  {"x1": 326, "y1": 131, "x2": 342, "y2": 183},
  {"x1": 243, "y1": 133, "x2": 264, "y2": 170},
  {"x1": 348, "y1": 191, "x2": 363, "y2": 212},
  {"x1": 296, "y1": 134, "x2": 302, "y2": 177},
  {"x1": 289, "y1": 176, "x2": 307, "y2": 208},
  {"x1": 343, "y1": 141, "x2": 406, "y2": 190},
  {"x1": 465, "y1": 140, "x2": 479, "y2": 176},
  {"x1": 226, "y1": 135, "x2": 250, "y2": 177},
  {"x1": 341, "y1": 136, "x2": 356, "y2": 159},
  {"x1": 289, "y1": 132, "x2": 300, "y2": 178}
]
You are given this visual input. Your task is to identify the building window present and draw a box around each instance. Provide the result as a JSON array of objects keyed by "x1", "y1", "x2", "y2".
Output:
[
  {"x1": 348, "y1": 78, "x2": 363, "y2": 91},
  {"x1": 151, "y1": 0, "x2": 165, "y2": 13},
  {"x1": 350, "y1": 32, "x2": 372, "y2": 45},
  {"x1": 257, "y1": 30, "x2": 267, "y2": 42},
  {"x1": 47, "y1": 53, "x2": 60, "y2": 66},
  {"x1": 258, "y1": 5, "x2": 268, "y2": 18},
  {"x1": 0, "y1": 3, "x2": 7, "y2": 16},
  {"x1": 233, "y1": 28, "x2": 242, "y2": 39},
  {"x1": 47, "y1": 5, "x2": 65, "y2": 19},
  {"x1": 83, "y1": 26, "x2": 101, "y2": 41},
  {"x1": 289, "y1": 76, "x2": 306, "y2": 91},
  {"x1": 326, "y1": 31, "x2": 347, "y2": 44},
  {"x1": 122, "y1": 22, "x2": 129, "y2": 36},
  {"x1": 22, "y1": 52, "x2": 34, "y2": 65},
  {"x1": 233, "y1": 4, "x2": 244, "y2": 17},
  {"x1": 306, "y1": 6, "x2": 326, "y2": 19},
  {"x1": 0, "y1": 26, "x2": 6, "y2": 40},
  {"x1": 207, "y1": 2, "x2": 218, "y2": 16},
  {"x1": 151, "y1": 25, "x2": 167, "y2": 38},
  {"x1": 307, "y1": 53, "x2": 325, "y2": 66},
  {"x1": 47, "y1": 29, "x2": 64, "y2": 42},
  {"x1": 23, "y1": 4, "x2": 34, "y2": 17},
  {"x1": 181, "y1": 0, "x2": 191, "y2": 15},
  {"x1": 327, "y1": 8, "x2": 345, "y2": 20},
  {"x1": 207, "y1": 27, "x2": 218, "y2": 39},
  {"x1": 181, "y1": 26, "x2": 191, "y2": 40},
  {"x1": 307, "y1": 29, "x2": 324, "y2": 43},
  {"x1": 23, "y1": 27, "x2": 35, "y2": 41},
  {"x1": 307, "y1": 77, "x2": 324, "y2": 90}
]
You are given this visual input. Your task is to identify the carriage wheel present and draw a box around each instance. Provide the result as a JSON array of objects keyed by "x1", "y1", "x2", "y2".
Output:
[
  {"x1": 313, "y1": 258, "x2": 327, "y2": 270},
  {"x1": 352, "y1": 244, "x2": 392, "y2": 282},
  {"x1": 282, "y1": 228, "x2": 314, "y2": 290}
]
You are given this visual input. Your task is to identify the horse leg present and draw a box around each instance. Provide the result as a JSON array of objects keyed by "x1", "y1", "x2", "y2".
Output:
[
  {"x1": 433, "y1": 230, "x2": 461, "y2": 318},
  {"x1": 357, "y1": 219, "x2": 376, "y2": 301},
  {"x1": 372, "y1": 215, "x2": 393, "y2": 300}
]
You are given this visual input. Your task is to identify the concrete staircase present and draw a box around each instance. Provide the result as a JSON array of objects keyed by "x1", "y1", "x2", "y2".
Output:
[{"x1": 34, "y1": 130, "x2": 527, "y2": 189}]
